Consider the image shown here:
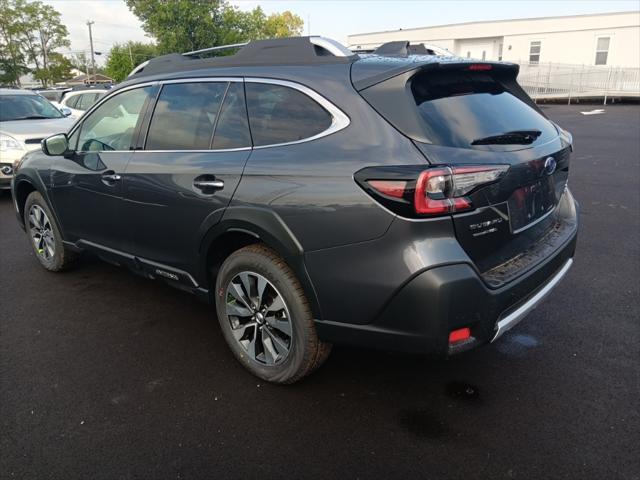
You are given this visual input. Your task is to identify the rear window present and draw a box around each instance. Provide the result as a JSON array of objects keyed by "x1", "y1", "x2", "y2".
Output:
[
  {"x1": 411, "y1": 71, "x2": 557, "y2": 149},
  {"x1": 246, "y1": 83, "x2": 332, "y2": 147}
]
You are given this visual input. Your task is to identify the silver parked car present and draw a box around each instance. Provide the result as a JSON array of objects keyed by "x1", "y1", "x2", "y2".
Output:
[{"x1": 0, "y1": 89, "x2": 76, "y2": 190}]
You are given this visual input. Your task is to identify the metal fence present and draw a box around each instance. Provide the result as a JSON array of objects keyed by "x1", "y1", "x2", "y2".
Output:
[{"x1": 517, "y1": 61, "x2": 640, "y2": 104}]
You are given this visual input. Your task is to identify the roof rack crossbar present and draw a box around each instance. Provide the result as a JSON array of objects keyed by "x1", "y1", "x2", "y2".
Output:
[{"x1": 182, "y1": 42, "x2": 249, "y2": 57}]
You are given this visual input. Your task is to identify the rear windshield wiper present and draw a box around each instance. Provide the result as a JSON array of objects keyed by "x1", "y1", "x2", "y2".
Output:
[{"x1": 471, "y1": 130, "x2": 542, "y2": 146}]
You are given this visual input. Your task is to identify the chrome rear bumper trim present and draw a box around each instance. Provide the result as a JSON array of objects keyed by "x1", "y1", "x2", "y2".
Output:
[{"x1": 491, "y1": 258, "x2": 573, "y2": 342}]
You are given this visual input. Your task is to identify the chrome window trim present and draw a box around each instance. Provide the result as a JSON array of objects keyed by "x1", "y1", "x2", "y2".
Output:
[
  {"x1": 71, "y1": 76, "x2": 350, "y2": 154},
  {"x1": 245, "y1": 77, "x2": 351, "y2": 150},
  {"x1": 136, "y1": 147, "x2": 252, "y2": 154}
]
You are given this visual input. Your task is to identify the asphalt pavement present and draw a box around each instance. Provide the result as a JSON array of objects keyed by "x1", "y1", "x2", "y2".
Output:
[{"x1": 1, "y1": 104, "x2": 639, "y2": 480}]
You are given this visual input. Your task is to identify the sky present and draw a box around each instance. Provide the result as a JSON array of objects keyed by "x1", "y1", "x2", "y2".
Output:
[{"x1": 43, "y1": 0, "x2": 640, "y2": 66}]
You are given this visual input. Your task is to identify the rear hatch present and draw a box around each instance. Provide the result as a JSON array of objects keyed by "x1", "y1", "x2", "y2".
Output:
[{"x1": 354, "y1": 57, "x2": 576, "y2": 287}]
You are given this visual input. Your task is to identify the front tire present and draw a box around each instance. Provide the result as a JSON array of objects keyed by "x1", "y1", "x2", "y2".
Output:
[
  {"x1": 24, "y1": 191, "x2": 76, "y2": 272},
  {"x1": 215, "y1": 244, "x2": 331, "y2": 384}
]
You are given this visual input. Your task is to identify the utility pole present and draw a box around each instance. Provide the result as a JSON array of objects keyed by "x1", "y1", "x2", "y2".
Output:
[
  {"x1": 86, "y1": 20, "x2": 96, "y2": 83},
  {"x1": 128, "y1": 43, "x2": 134, "y2": 70}
]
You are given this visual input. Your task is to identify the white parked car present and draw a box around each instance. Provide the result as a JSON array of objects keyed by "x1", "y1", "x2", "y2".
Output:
[
  {"x1": 0, "y1": 89, "x2": 76, "y2": 190},
  {"x1": 58, "y1": 89, "x2": 108, "y2": 118}
]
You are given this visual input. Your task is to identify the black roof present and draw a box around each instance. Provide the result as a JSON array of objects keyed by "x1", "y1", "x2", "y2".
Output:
[{"x1": 130, "y1": 36, "x2": 358, "y2": 79}]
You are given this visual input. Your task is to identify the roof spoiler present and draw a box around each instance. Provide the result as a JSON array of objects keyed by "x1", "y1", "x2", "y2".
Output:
[{"x1": 353, "y1": 60, "x2": 520, "y2": 91}]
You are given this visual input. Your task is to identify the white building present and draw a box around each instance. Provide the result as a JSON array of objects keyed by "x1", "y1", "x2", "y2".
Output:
[{"x1": 348, "y1": 11, "x2": 640, "y2": 68}]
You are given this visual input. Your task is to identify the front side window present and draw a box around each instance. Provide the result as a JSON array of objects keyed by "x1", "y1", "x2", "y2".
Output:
[
  {"x1": 146, "y1": 82, "x2": 227, "y2": 150},
  {"x1": 77, "y1": 86, "x2": 155, "y2": 152},
  {"x1": 595, "y1": 37, "x2": 610, "y2": 65},
  {"x1": 529, "y1": 41, "x2": 541, "y2": 64},
  {"x1": 245, "y1": 82, "x2": 332, "y2": 147},
  {"x1": 0, "y1": 94, "x2": 63, "y2": 121}
]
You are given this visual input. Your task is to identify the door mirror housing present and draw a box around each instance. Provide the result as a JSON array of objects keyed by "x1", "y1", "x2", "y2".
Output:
[
  {"x1": 42, "y1": 133, "x2": 69, "y2": 156},
  {"x1": 60, "y1": 107, "x2": 73, "y2": 117}
]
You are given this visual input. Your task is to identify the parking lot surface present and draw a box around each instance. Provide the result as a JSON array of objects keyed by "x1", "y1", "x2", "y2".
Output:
[{"x1": 1, "y1": 104, "x2": 639, "y2": 479}]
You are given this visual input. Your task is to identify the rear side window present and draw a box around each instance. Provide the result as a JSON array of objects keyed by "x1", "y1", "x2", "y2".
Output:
[
  {"x1": 411, "y1": 71, "x2": 557, "y2": 149},
  {"x1": 146, "y1": 82, "x2": 227, "y2": 150},
  {"x1": 65, "y1": 95, "x2": 80, "y2": 109},
  {"x1": 245, "y1": 83, "x2": 332, "y2": 146},
  {"x1": 212, "y1": 83, "x2": 251, "y2": 149},
  {"x1": 77, "y1": 93, "x2": 100, "y2": 111}
]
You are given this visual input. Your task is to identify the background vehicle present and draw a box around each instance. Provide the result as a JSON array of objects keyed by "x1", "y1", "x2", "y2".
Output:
[
  {"x1": 37, "y1": 88, "x2": 70, "y2": 104},
  {"x1": 58, "y1": 87, "x2": 109, "y2": 118},
  {"x1": 11, "y1": 37, "x2": 578, "y2": 383},
  {"x1": 0, "y1": 89, "x2": 75, "y2": 190}
]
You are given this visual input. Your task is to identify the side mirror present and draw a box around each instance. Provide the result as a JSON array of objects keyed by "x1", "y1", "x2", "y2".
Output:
[
  {"x1": 61, "y1": 107, "x2": 72, "y2": 117},
  {"x1": 42, "y1": 133, "x2": 69, "y2": 156}
]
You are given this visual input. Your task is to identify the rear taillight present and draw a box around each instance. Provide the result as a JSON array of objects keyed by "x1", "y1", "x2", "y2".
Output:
[
  {"x1": 415, "y1": 165, "x2": 508, "y2": 215},
  {"x1": 356, "y1": 164, "x2": 508, "y2": 218}
]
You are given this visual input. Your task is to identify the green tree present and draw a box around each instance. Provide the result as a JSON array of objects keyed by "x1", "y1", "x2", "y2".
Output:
[
  {"x1": 0, "y1": 0, "x2": 70, "y2": 86},
  {"x1": 32, "y1": 51, "x2": 72, "y2": 84},
  {"x1": 0, "y1": 0, "x2": 28, "y2": 86},
  {"x1": 125, "y1": 0, "x2": 304, "y2": 54},
  {"x1": 105, "y1": 41, "x2": 157, "y2": 82},
  {"x1": 18, "y1": 1, "x2": 70, "y2": 86}
]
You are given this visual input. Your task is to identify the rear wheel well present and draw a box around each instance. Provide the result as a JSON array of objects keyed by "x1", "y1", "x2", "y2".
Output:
[
  {"x1": 206, "y1": 231, "x2": 262, "y2": 284},
  {"x1": 14, "y1": 180, "x2": 37, "y2": 220}
]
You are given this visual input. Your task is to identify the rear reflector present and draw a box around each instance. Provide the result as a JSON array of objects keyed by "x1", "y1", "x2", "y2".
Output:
[
  {"x1": 449, "y1": 327, "x2": 471, "y2": 344},
  {"x1": 367, "y1": 180, "x2": 407, "y2": 199}
]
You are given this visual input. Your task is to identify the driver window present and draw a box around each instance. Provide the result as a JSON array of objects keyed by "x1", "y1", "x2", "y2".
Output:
[{"x1": 77, "y1": 86, "x2": 155, "y2": 152}]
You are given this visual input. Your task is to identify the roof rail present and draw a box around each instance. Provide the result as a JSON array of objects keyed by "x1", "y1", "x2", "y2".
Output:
[
  {"x1": 183, "y1": 42, "x2": 248, "y2": 57},
  {"x1": 308, "y1": 36, "x2": 353, "y2": 57},
  {"x1": 128, "y1": 36, "x2": 357, "y2": 78}
]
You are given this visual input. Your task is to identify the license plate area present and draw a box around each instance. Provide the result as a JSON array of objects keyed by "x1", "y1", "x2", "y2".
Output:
[{"x1": 507, "y1": 177, "x2": 557, "y2": 234}]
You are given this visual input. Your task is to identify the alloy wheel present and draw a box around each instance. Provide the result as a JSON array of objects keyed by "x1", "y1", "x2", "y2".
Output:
[
  {"x1": 28, "y1": 205, "x2": 55, "y2": 261},
  {"x1": 225, "y1": 271, "x2": 293, "y2": 366}
]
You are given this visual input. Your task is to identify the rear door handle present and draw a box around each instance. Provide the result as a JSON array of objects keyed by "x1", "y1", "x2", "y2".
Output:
[
  {"x1": 193, "y1": 175, "x2": 224, "y2": 193},
  {"x1": 101, "y1": 170, "x2": 121, "y2": 184}
]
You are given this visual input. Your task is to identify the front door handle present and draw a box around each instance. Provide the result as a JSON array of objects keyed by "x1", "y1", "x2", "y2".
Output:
[
  {"x1": 101, "y1": 170, "x2": 121, "y2": 185},
  {"x1": 193, "y1": 175, "x2": 224, "y2": 193}
]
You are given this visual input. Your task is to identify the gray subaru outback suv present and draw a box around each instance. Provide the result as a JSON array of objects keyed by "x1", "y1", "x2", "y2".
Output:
[{"x1": 12, "y1": 37, "x2": 578, "y2": 383}]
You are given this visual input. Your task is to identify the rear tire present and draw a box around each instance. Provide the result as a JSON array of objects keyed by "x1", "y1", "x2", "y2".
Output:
[
  {"x1": 24, "y1": 191, "x2": 77, "y2": 272},
  {"x1": 214, "y1": 244, "x2": 331, "y2": 384}
]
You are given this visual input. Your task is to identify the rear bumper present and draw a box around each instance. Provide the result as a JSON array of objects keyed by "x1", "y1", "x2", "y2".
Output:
[{"x1": 314, "y1": 201, "x2": 578, "y2": 356}]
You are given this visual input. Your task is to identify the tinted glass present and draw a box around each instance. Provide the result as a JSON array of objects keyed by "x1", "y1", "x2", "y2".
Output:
[
  {"x1": 245, "y1": 83, "x2": 332, "y2": 146},
  {"x1": 77, "y1": 92, "x2": 101, "y2": 110},
  {"x1": 212, "y1": 83, "x2": 251, "y2": 149},
  {"x1": 146, "y1": 82, "x2": 227, "y2": 150},
  {"x1": 77, "y1": 86, "x2": 154, "y2": 151},
  {"x1": 411, "y1": 71, "x2": 557, "y2": 150},
  {"x1": 0, "y1": 94, "x2": 63, "y2": 121},
  {"x1": 65, "y1": 95, "x2": 80, "y2": 108}
]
